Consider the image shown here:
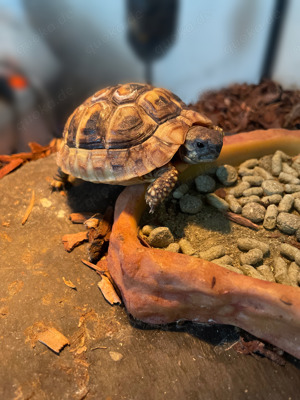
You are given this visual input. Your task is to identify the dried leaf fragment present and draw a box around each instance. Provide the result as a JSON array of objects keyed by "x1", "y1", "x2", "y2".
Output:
[
  {"x1": 62, "y1": 277, "x2": 77, "y2": 290},
  {"x1": 22, "y1": 190, "x2": 35, "y2": 225},
  {"x1": 69, "y1": 212, "x2": 95, "y2": 224},
  {"x1": 98, "y1": 276, "x2": 121, "y2": 306},
  {"x1": 62, "y1": 231, "x2": 88, "y2": 252},
  {"x1": 37, "y1": 327, "x2": 69, "y2": 354},
  {"x1": 0, "y1": 157, "x2": 23, "y2": 179},
  {"x1": 224, "y1": 211, "x2": 260, "y2": 230}
]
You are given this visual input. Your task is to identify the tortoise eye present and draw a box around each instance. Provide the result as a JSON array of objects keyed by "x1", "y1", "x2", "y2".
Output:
[{"x1": 196, "y1": 141, "x2": 205, "y2": 148}]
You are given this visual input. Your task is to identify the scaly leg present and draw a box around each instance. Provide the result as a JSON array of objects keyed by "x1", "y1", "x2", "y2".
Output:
[
  {"x1": 145, "y1": 163, "x2": 178, "y2": 213},
  {"x1": 51, "y1": 167, "x2": 69, "y2": 191}
]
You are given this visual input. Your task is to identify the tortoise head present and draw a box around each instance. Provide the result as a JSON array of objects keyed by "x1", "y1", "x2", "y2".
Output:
[{"x1": 179, "y1": 125, "x2": 224, "y2": 164}]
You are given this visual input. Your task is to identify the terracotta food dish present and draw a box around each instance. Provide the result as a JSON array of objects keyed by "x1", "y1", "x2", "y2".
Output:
[{"x1": 106, "y1": 129, "x2": 300, "y2": 359}]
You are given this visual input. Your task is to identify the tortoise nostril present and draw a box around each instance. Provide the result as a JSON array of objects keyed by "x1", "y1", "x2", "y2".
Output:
[{"x1": 197, "y1": 142, "x2": 205, "y2": 148}]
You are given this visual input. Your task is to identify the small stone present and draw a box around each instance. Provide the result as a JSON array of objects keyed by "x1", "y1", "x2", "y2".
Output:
[
  {"x1": 294, "y1": 198, "x2": 300, "y2": 213},
  {"x1": 195, "y1": 175, "x2": 216, "y2": 193},
  {"x1": 277, "y1": 194, "x2": 294, "y2": 213},
  {"x1": 229, "y1": 182, "x2": 250, "y2": 197},
  {"x1": 273, "y1": 257, "x2": 288, "y2": 284},
  {"x1": 216, "y1": 165, "x2": 238, "y2": 186},
  {"x1": 239, "y1": 249, "x2": 264, "y2": 265},
  {"x1": 282, "y1": 162, "x2": 298, "y2": 177},
  {"x1": 40, "y1": 198, "x2": 52, "y2": 208},
  {"x1": 211, "y1": 255, "x2": 233, "y2": 266},
  {"x1": 178, "y1": 238, "x2": 196, "y2": 255},
  {"x1": 256, "y1": 265, "x2": 275, "y2": 282},
  {"x1": 148, "y1": 227, "x2": 174, "y2": 248},
  {"x1": 199, "y1": 245, "x2": 226, "y2": 261},
  {"x1": 205, "y1": 194, "x2": 229, "y2": 212},
  {"x1": 237, "y1": 238, "x2": 269, "y2": 255},
  {"x1": 284, "y1": 184, "x2": 300, "y2": 193},
  {"x1": 238, "y1": 167, "x2": 254, "y2": 177},
  {"x1": 278, "y1": 172, "x2": 300, "y2": 185},
  {"x1": 253, "y1": 166, "x2": 273, "y2": 180},
  {"x1": 179, "y1": 195, "x2": 203, "y2": 214},
  {"x1": 109, "y1": 351, "x2": 123, "y2": 362},
  {"x1": 239, "y1": 264, "x2": 264, "y2": 279},
  {"x1": 242, "y1": 202, "x2": 266, "y2": 223},
  {"x1": 277, "y1": 212, "x2": 300, "y2": 235},
  {"x1": 261, "y1": 179, "x2": 284, "y2": 196},
  {"x1": 242, "y1": 175, "x2": 264, "y2": 186},
  {"x1": 141, "y1": 224, "x2": 156, "y2": 236},
  {"x1": 243, "y1": 187, "x2": 263, "y2": 197},
  {"x1": 279, "y1": 243, "x2": 300, "y2": 260},
  {"x1": 260, "y1": 194, "x2": 282, "y2": 206},
  {"x1": 263, "y1": 204, "x2": 278, "y2": 230},
  {"x1": 225, "y1": 194, "x2": 242, "y2": 213},
  {"x1": 239, "y1": 159, "x2": 258, "y2": 169},
  {"x1": 238, "y1": 195, "x2": 261, "y2": 206},
  {"x1": 172, "y1": 183, "x2": 189, "y2": 199},
  {"x1": 271, "y1": 151, "x2": 282, "y2": 176},
  {"x1": 165, "y1": 243, "x2": 180, "y2": 253},
  {"x1": 288, "y1": 262, "x2": 300, "y2": 286}
]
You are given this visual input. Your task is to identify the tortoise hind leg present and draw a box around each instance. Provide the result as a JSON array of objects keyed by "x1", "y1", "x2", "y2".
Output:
[
  {"x1": 145, "y1": 163, "x2": 178, "y2": 213},
  {"x1": 51, "y1": 167, "x2": 69, "y2": 191}
]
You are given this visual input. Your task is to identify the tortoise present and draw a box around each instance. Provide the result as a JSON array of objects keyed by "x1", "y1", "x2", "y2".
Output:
[{"x1": 52, "y1": 83, "x2": 224, "y2": 212}]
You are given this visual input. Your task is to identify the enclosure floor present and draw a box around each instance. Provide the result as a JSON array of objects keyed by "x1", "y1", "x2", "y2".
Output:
[{"x1": 0, "y1": 155, "x2": 299, "y2": 399}]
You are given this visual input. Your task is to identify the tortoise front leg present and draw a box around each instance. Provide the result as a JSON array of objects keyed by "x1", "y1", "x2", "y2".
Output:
[
  {"x1": 51, "y1": 167, "x2": 69, "y2": 191},
  {"x1": 145, "y1": 163, "x2": 178, "y2": 213}
]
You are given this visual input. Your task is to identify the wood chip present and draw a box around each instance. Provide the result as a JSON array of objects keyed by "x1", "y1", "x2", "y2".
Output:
[
  {"x1": 69, "y1": 212, "x2": 94, "y2": 224},
  {"x1": 37, "y1": 327, "x2": 69, "y2": 354},
  {"x1": 81, "y1": 259, "x2": 107, "y2": 274},
  {"x1": 62, "y1": 231, "x2": 88, "y2": 252},
  {"x1": 21, "y1": 190, "x2": 35, "y2": 225},
  {"x1": 0, "y1": 158, "x2": 23, "y2": 179},
  {"x1": 97, "y1": 276, "x2": 121, "y2": 305},
  {"x1": 224, "y1": 211, "x2": 260, "y2": 230},
  {"x1": 62, "y1": 277, "x2": 77, "y2": 290}
]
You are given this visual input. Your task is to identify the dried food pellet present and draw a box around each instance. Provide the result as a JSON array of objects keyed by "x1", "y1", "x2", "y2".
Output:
[
  {"x1": 221, "y1": 265, "x2": 244, "y2": 274},
  {"x1": 273, "y1": 257, "x2": 288, "y2": 284},
  {"x1": 225, "y1": 194, "x2": 242, "y2": 213},
  {"x1": 239, "y1": 248, "x2": 264, "y2": 265},
  {"x1": 216, "y1": 165, "x2": 238, "y2": 186},
  {"x1": 237, "y1": 238, "x2": 269, "y2": 255},
  {"x1": 263, "y1": 204, "x2": 278, "y2": 230},
  {"x1": 148, "y1": 227, "x2": 174, "y2": 248},
  {"x1": 243, "y1": 187, "x2": 264, "y2": 197},
  {"x1": 239, "y1": 159, "x2": 258, "y2": 169},
  {"x1": 294, "y1": 251, "x2": 300, "y2": 266},
  {"x1": 165, "y1": 243, "x2": 180, "y2": 253},
  {"x1": 239, "y1": 195, "x2": 261, "y2": 206},
  {"x1": 284, "y1": 184, "x2": 300, "y2": 193},
  {"x1": 205, "y1": 194, "x2": 229, "y2": 212},
  {"x1": 277, "y1": 212, "x2": 300, "y2": 235},
  {"x1": 279, "y1": 243, "x2": 300, "y2": 260},
  {"x1": 261, "y1": 194, "x2": 282, "y2": 206},
  {"x1": 179, "y1": 194, "x2": 203, "y2": 214},
  {"x1": 242, "y1": 202, "x2": 266, "y2": 223},
  {"x1": 195, "y1": 175, "x2": 216, "y2": 193},
  {"x1": 179, "y1": 238, "x2": 196, "y2": 255},
  {"x1": 199, "y1": 245, "x2": 226, "y2": 261},
  {"x1": 277, "y1": 194, "x2": 294, "y2": 212},
  {"x1": 292, "y1": 160, "x2": 300, "y2": 176},
  {"x1": 141, "y1": 224, "x2": 157, "y2": 236},
  {"x1": 271, "y1": 151, "x2": 282, "y2": 176},
  {"x1": 258, "y1": 155, "x2": 273, "y2": 173},
  {"x1": 229, "y1": 181, "x2": 250, "y2": 197},
  {"x1": 253, "y1": 166, "x2": 273, "y2": 180},
  {"x1": 294, "y1": 198, "x2": 300, "y2": 213},
  {"x1": 238, "y1": 167, "x2": 254, "y2": 177},
  {"x1": 172, "y1": 183, "x2": 189, "y2": 199},
  {"x1": 278, "y1": 172, "x2": 300, "y2": 185},
  {"x1": 291, "y1": 192, "x2": 300, "y2": 199},
  {"x1": 242, "y1": 175, "x2": 264, "y2": 186},
  {"x1": 211, "y1": 255, "x2": 233, "y2": 266},
  {"x1": 261, "y1": 179, "x2": 284, "y2": 196},
  {"x1": 239, "y1": 264, "x2": 264, "y2": 279},
  {"x1": 288, "y1": 262, "x2": 300, "y2": 287},
  {"x1": 256, "y1": 265, "x2": 275, "y2": 282},
  {"x1": 282, "y1": 162, "x2": 298, "y2": 177},
  {"x1": 296, "y1": 227, "x2": 300, "y2": 242}
]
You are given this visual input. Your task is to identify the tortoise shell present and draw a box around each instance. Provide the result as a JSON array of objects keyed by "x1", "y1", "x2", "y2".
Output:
[{"x1": 57, "y1": 83, "x2": 213, "y2": 185}]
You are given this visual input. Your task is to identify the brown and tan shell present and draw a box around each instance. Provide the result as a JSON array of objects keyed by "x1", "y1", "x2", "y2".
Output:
[{"x1": 57, "y1": 83, "x2": 213, "y2": 185}]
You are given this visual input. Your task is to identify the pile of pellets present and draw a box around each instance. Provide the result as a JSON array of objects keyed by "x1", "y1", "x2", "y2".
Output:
[{"x1": 140, "y1": 150, "x2": 300, "y2": 287}]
